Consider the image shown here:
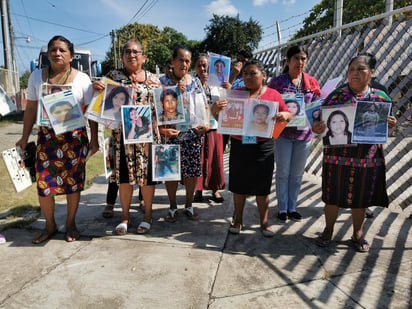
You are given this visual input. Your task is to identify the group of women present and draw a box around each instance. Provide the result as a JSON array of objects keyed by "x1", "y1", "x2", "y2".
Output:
[{"x1": 19, "y1": 35, "x2": 396, "y2": 253}]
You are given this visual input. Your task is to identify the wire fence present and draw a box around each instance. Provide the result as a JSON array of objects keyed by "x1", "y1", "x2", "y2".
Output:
[{"x1": 255, "y1": 6, "x2": 412, "y2": 209}]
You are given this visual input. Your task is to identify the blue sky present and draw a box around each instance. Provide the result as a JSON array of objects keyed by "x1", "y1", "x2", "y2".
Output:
[{"x1": 7, "y1": 0, "x2": 321, "y2": 75}]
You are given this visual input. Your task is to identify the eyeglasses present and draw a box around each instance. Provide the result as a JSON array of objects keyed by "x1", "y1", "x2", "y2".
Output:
[{"x1": 124, "y1": 49, "x2": 143, "y2": 55}]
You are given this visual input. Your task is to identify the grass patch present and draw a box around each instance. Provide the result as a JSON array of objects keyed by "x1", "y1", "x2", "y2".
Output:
[{"x1": 0, "y1": 151, "x2": 104, "y2": 214}]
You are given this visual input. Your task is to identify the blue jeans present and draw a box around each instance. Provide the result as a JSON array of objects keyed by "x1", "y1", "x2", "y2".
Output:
[{"x1": 275, "y1": 137, "x2": 311, "y2": 214}]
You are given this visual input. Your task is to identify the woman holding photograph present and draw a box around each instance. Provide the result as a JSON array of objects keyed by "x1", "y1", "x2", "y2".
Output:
[
  {"x1": 159, "y1": 45, "x2": 209, "y2": 222},
  {"x1": 93, "y1": 39, "x2": 160, "y2": 235},
  {"x1": 268, "y1": 45, "x2": 321, "y2": 222},
  {"x1": 323, "y1": 110, "x2": 352, "y2": 146},
  {"x1": 16, "y1": 35, "x2": 99, "y2": 244},
  {"x1": 193, "y1": 54, "x2": 225, "y2": 203},
  {"x1": 212, "y1": 59, "x2": 291, "y2": 236},
  {"x1": 312, "y1": 54, "x2": 396, "y2": 252}
]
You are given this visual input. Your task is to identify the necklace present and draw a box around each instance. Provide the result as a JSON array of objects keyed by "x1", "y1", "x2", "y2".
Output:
[{"x1": 47, "y1": 67, "x2": 71, "y2": 85}]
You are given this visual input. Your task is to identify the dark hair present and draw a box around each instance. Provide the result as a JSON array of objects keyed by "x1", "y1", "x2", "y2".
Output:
[
  {"x1": 285, "y1": 99, "x2": 301, "y2": 116},
  {"x1": 172, "y1": 45, "x2": 191, "y2": 59},
  {"x1": 50, "y1": 86, "x2": 63, "y2": 93},
  {"x1": 243, "y1": 59, "x2": 266, "y2": 74},
  {"x1": 122, "y1": 39, "x2": 144, "y2": 56},
  {"x1": 253, "y1": 104, "x2": 269, "y2": 115},
  {"x1": 50, "y1": 100, "x2": 72, "y2": 113},
  {"x1": 104, "y1": 86, "x2": 131, "y2": 110},
  {"x1": 160, "y1": 88, "x2": 178, "y2": 103},
  {"x1": 195, "y1": 53, "x2": 208, "y2": 63},
  {"x1": 326, "y1": 110, "x2": 350, "y2": 137},
  {"x1": 214, "y1": 59, "x2": 225, "y2": 67},
  {"x1": 283, "y1": 45, "x2": 308, "y2": 74},
  {"x1": 348, "y1": 54, "x2": 374, "y2": 71},
  {"x1": 358, "y1": 52, "x2": 377, "y2": 70},
  {"x1": 47, "y1": 35, "x2": 74, "y2": 56}
]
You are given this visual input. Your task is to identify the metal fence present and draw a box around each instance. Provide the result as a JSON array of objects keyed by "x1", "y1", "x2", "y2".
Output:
[{"x1": 255, "y1": 6, "x2": 412, "y2": 209}]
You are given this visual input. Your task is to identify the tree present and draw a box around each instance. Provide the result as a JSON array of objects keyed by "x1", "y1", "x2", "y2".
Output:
[
  {"x1": 19, "y1": 70, "x2": 30, "y2": 89},
  {"x1": 201, "y1": 15, "x2": 262, "y2": 59},
  {"x1": 101, "y1": 23, "x2": 199, "y2": 73},
  {"x1": 293, "y1": 0, "x2": 411, "y2": 39}
]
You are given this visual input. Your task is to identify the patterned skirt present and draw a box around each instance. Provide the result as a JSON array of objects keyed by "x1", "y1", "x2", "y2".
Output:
[
  {"x1": 321, "y1": 144, "x2": 389, "y2": 208},
  {"x1": 36, "y1": 126, "x2": 89, "y2": 197}
]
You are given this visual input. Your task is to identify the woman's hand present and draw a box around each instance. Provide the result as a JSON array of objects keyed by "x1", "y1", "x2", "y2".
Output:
[
  {"x1": 221, "y1": 82, "x2": 232, "y2": 89},
  {"x1": 194, "y1": 125, "x2": 207, "y2": 136},
  {"x1": 15, "y1": 137, "x2": 29, "y2": 152},
  {"x1": 211, "y1": 99, "x2": 228, "y2": 119},
  {"x1": 275, "y1": 111, "x2": 292, "y2": 123},
  {"x1": 388, "y1": 116, "x2": 397, "y2": 130},
  {"x1": 158, "y1": 127, "x2": 180, "y2": 138},
  {"x1": 312, "y1": 120, "x2": 326, "y2": 135},
  {"x1": 92, "y1": 80, "x2": 105, "y2": 92}
]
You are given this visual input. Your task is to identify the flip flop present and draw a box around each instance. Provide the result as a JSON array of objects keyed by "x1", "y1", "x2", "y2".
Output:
[
  {"x1": 316, "y1": 228, "x2": 333, "y2": 247},
  {"x1": 165, "y1": 208, "x2": 178, "y2": 223},
  {"x1": 261, "y1": 227, "x2": 275, "y2": 237},
  {"x1": 229, "y1": 223, "x2": 242, "y2": 234},
  {"x1": 137, "y1": 221, "x2": 151, "y2": 234},
  {"x1": 102, "y1": 204, "x2": 114, "y2": 218},
  {"x1": 184, "y1": 207, "x2": 199, "y2": 220},
  {"x1": 66, "y1": 226, "x2": 80, "y2": 242},
  {"x1": 32, "y1": 228, "x2": 58, "y2": 244},
  {"x1": 115, "y1": 222, "x2": 128, "y2": 235},
  {"x1": 351, "y1": 236, "x2": 370, "y2": 252}
]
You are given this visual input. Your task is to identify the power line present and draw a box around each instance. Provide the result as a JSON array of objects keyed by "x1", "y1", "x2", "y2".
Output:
[
  {"x1": 126, "y1": 0, "x2": 151, "y2": 24},
  {"x1": 12, "y1": 13, "x2": 106, "y2": 35}
]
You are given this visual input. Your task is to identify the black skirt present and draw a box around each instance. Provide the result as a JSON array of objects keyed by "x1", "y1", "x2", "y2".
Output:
[{"x1": 229, "y1": 137, "x2": 275, "y2": 195}]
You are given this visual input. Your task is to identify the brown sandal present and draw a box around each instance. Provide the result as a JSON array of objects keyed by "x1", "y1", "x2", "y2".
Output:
[
  {"x1": 316, "y1": 228, "x2": 333, "y2": 247},
  {"x1": 32, "y1": 227, "x2": 58, "y2": 244},
  {"x1": 102, "y1": 204, "x2": 114, "y2": 218},
  {"x1": 351, "y1": 236, "x2": 370, "y2": 252}
]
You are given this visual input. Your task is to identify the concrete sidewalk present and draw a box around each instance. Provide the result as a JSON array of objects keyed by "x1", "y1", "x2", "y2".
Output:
[
  {"x1": 1, "y1": 157, "x2": 411, "y2": 308},
  {"x1": 0, "y1": 123, "x2": 411, "y2": 308}
]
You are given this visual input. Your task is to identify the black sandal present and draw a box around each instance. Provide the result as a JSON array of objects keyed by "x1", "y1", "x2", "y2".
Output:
[
  {"x1": 351, "y1": 236, "x2": 370, "y2": 252},
  {"x1": 66, "y1": 226, "x2": 80, "y2": 242}
]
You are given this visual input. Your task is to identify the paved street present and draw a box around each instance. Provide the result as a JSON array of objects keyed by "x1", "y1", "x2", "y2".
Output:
[{"x1": 0, "y1": 121, "x2": 411, "y2": 308}]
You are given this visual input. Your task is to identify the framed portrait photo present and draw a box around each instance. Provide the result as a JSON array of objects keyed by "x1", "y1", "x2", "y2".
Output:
[
  {"x1": 151, "y1": 144, "x2": 181, "y2": 181},
  {"x1": 121, "y1": 105, "x2": 153, "y2": 144}
]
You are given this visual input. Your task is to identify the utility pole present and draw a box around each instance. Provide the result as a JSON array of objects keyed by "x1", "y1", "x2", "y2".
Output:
[
  {"x1": 334, "y1": 0, "x2": 343, "y2": 37},
  {"x1": 111, "y1": 30, "x2": 117, "y2": 69},
  {"x1": 1, "y1": 0, "x2": 12, "y2": 70},
  {"x1": 6, "y1": 0, "x2": 16, "y2": 72},
  {"x1": 276, "y1": 21, "x2": 282, "y2": 77}
]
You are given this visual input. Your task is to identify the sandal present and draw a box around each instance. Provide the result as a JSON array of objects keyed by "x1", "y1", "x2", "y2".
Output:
[
  {"x1": 211, "y1": 191, "x2": 224, "y2": 203},
  {"x1": 316, "y1": 228, "x2": 333, "y2": 247},
  {"x1": 229, "y1": 223, "x2": 242, "y2": 234},
  {"x1": 351, "y1": 236, "x2": 370, "y2": 252},
  {"x1": 66, "y1": 226, "x2": 80, "y2": 242},
  {"x1": 165, "y1": 208, "x2": 178, "y2": 223},
  {"x1": 137, "y1": 221, "x2": 151, "y2": 234},
  {"x1": 115, "y1": 222, "x2": 128, "y2": 235},
  {"x1": 184, "y1": 207, "x2": 199, "y2": 220},
  {"x1": 261, "y1": 226, "x2": 275, "y2": 238},
  {"x1": 102, "y1": 204, "x2": 114, "y2": 218},
  {"x1": 32, "y1": 227, "x2": 58, "y2": 244}
]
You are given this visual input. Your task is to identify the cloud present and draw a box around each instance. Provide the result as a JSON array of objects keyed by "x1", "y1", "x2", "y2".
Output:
[
  {"x1": 253, "y1": 0, "x2": 279, "y2": 6},
  {"x1": 282, "y1": 0, "x2": 296, "y2": 5},
  {"x1": 205, "y1": 0, "x2": 239, "y2": 17}
]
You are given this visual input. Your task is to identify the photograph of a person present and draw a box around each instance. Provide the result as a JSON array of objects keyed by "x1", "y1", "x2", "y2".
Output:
[
  {"x1": 50, "y1": 100, "x2": 81, "y2": 125},
  {"x1": 218, "y1": 98, "x2": 246, "y2": 135},
  {"x1": 85, "y1": 77, "x2": 119, "y2": 124},
  {"x1": 321, "y1": 105, "x2": 355, "y2": 147},
  {"x1": 42, "y1": 90, "x2": 86, "y2": 135},
  {"x1": 246, "y1": 100, "x2": 277, "y2": 138},
  {"x1": 102, "y1": 84, "x2": 133, "y2": 121},
  {"x1": 208, "y1": 53, "x2": 231, "y2": 87},
  {"x1": 305, "y1": 99, "x2": 323, "y2": 126},
  {"x1": 152, "y1": 144, "x2": 181, "y2": 181},
  {"x1": 284, "y1": 95, "x2": 305, "y2": 127},
  {"x1": 154, "y1": 86, "x2": 185, "y2": 125},
  {"x1": 121, "y1": 105, "x2": 152, "y2": 144},
  {"x1": 352, "y1": 101, "x2": 391, "y2": 144},
  {"x1": 37, "y1": 84, "x2": 70, "y2": 126}
]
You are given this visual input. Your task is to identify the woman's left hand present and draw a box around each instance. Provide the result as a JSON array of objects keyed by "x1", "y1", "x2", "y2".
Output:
[
  {"x1": 195, "y1": 125, "x2": 207, "y2": 136},
  {"x1": 387, "y1": 116, "x2": 397, "y2": 129},
  {"x1": 275, "y1": 111, "x2": 292, "y2": 123}
]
